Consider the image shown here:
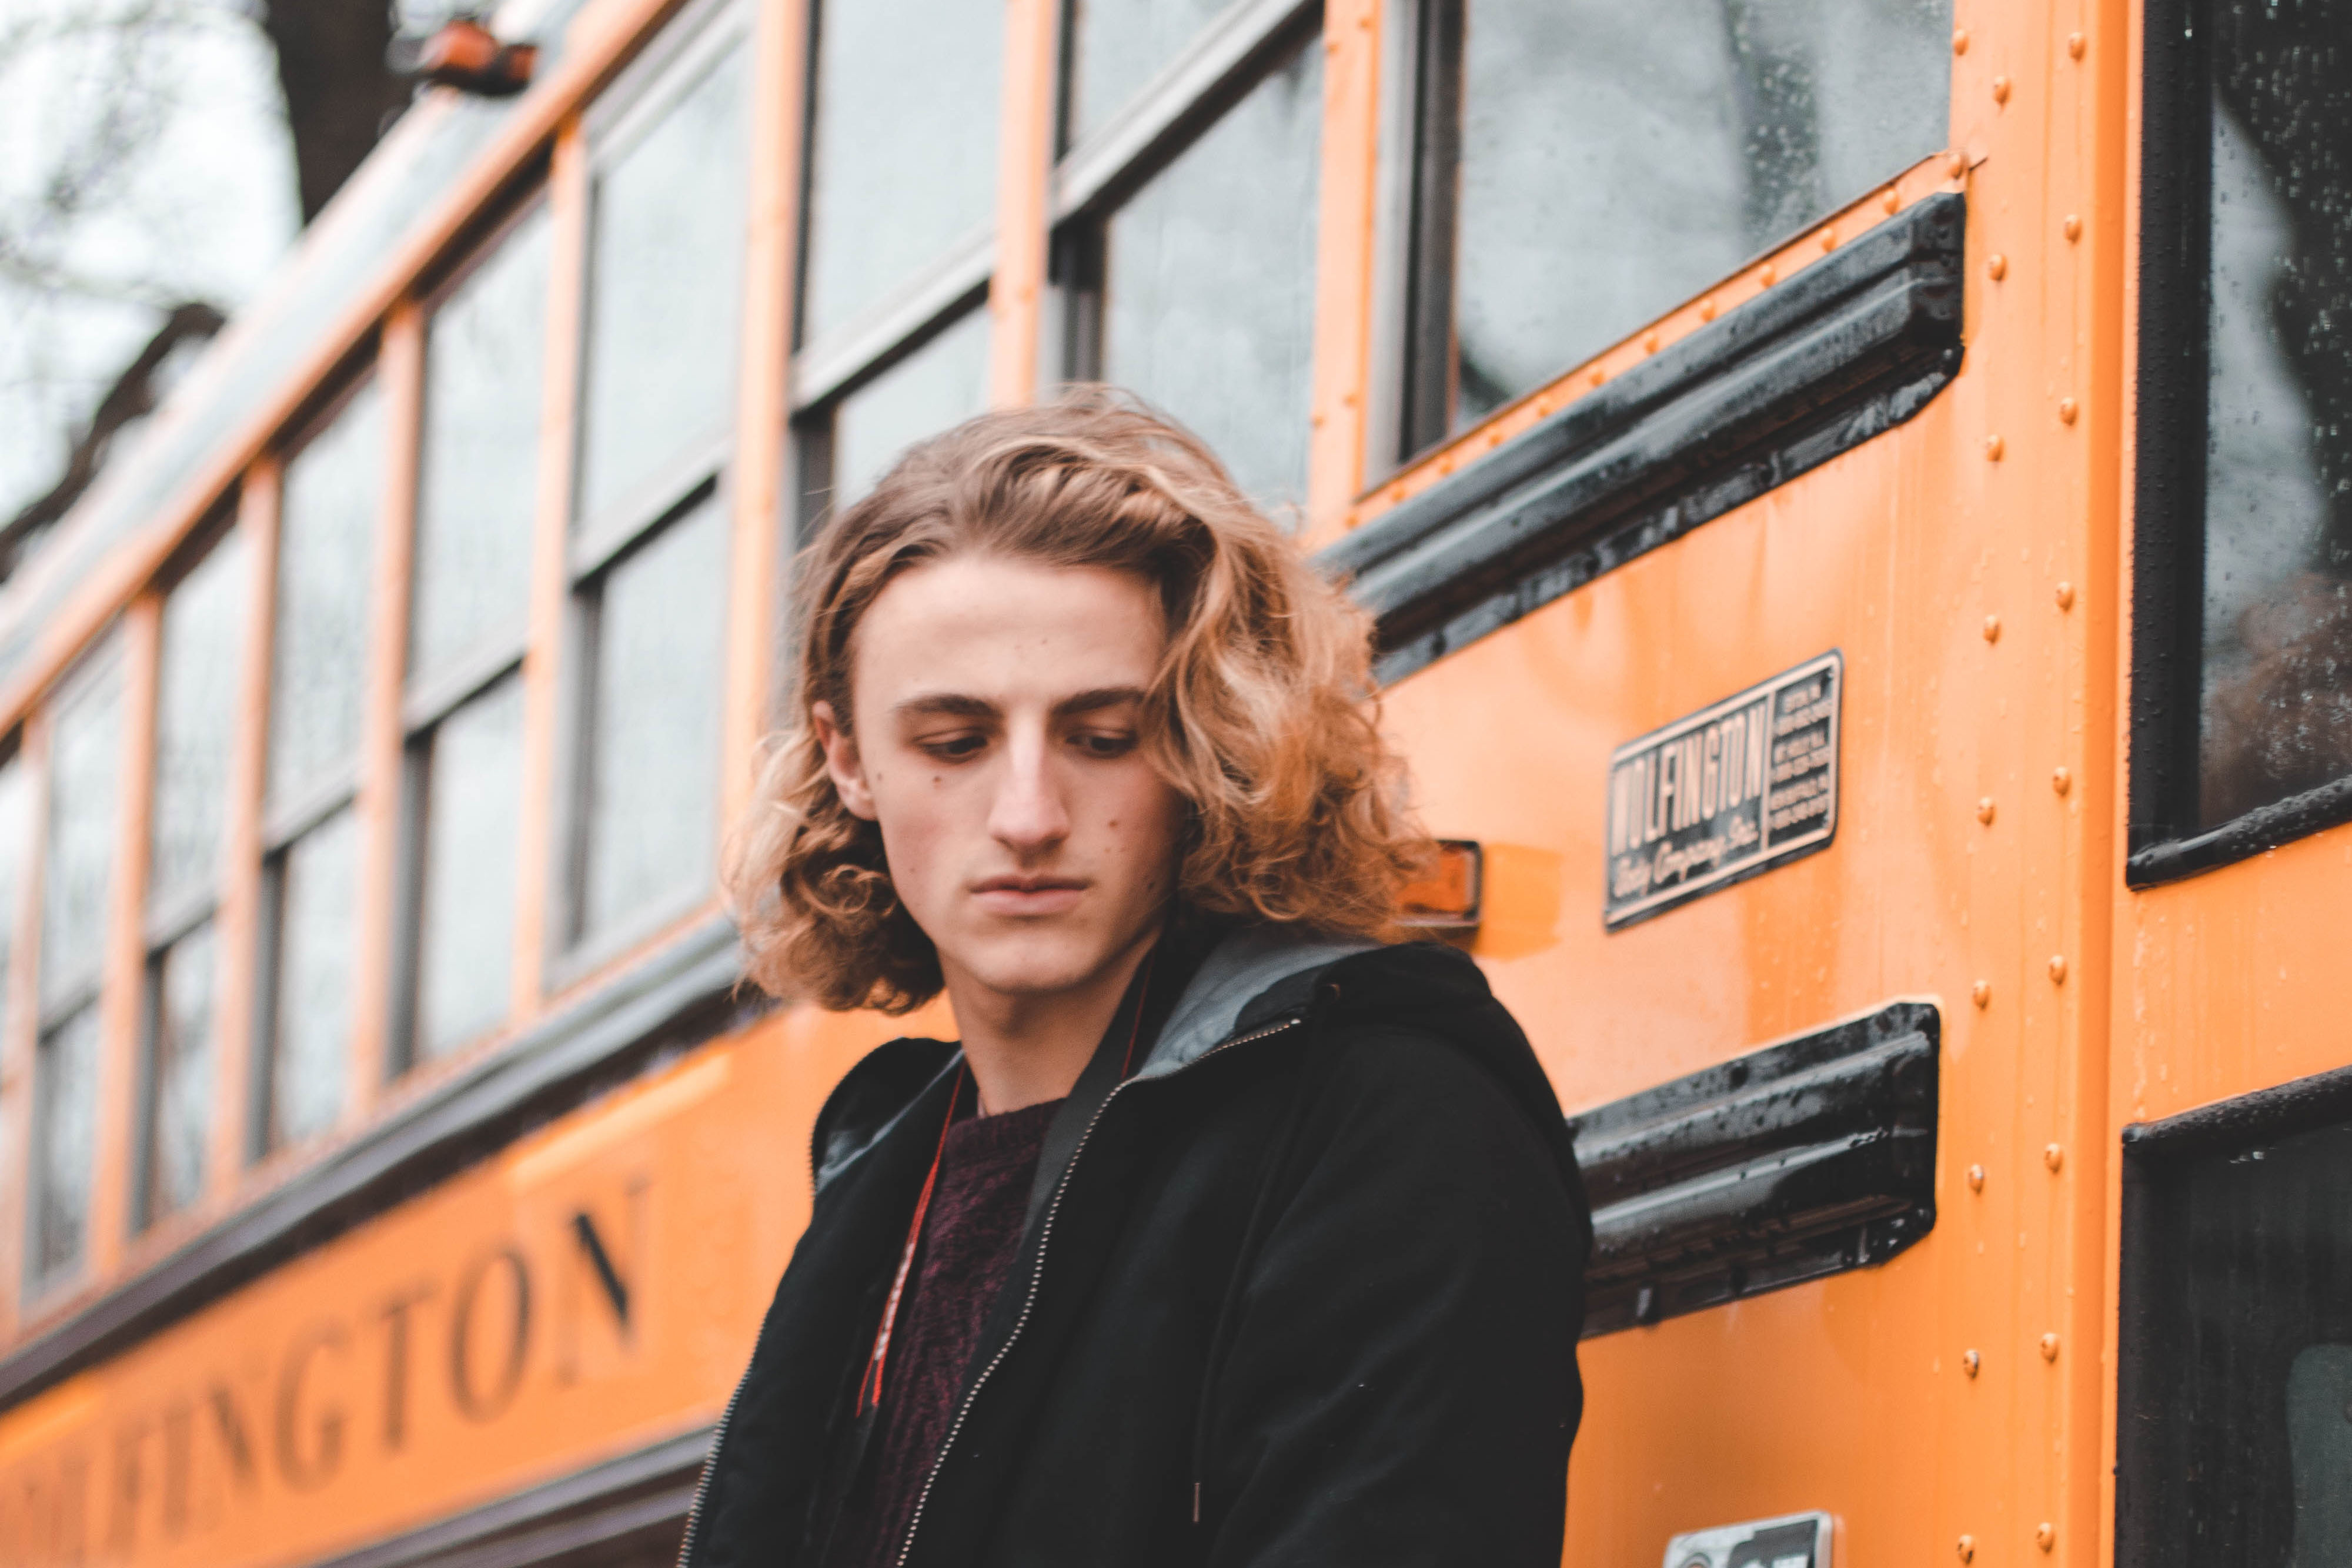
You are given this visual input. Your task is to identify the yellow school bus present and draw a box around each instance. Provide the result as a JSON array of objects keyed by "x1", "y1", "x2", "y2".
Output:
[{"x1": 0, "y1": 0, "x2": 2345, "y2": 1563}]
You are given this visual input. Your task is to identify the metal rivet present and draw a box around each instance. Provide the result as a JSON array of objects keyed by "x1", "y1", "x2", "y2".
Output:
[
  {"x1": 2064, "y1": 213, "x2": 2083, "y2": 242},
  {"x1": 1986, "y1": 433, "x2": 2006, "y2": 460},
  {"x1": 2067, "y1": 32, "x2": 2086, "y2": 59},
  {"x1": 1983, "y1": 614, "x2": 2002, "y2": 641},
  {"x1": 1992, "y1": 75, "x2": 2011, "y2": 104},
  {"x1": 1700, "y1": 297, "x2": 1718, "y2": 322},
  {"x1": 1958, "y1": 1535, "x2": 1977, "y2": 1563},
  {"x1": 1946, "y1": 152, "x2": 1967, "y2": 179},
  {"x1": 2053, "y1": 765, "x2": 2072, "y2": 795},
  {"x1": 1590, "y1": 366, "x2": 1606, "y2": 387},
  {"x1": 1486, "y1": 428, "x2": 1505, "y2": 447},
  {"x1": 1643, "y1": 330, "x2": 1661, "y2": 353},
  {"x1": 2059, "y1": 397, "x2": 2079, "y2": 425},
  {"x1": 1311, "y1": 410, "x2": 1327, "y2": 428},
  {"x1": 2037, "y1": 1522, "x2": 2057, "y2": 1552},
  {"x1": 1972, "y1": 981, "x2": 1991, "y2": 1008},
  {"x1": 2041, "y1": 1332, "x2": 2062, "y2": 1361},
  {"x1": 1952, "y1": 27, "x2": 1969, "y2": 54},
  {"x1": 1819, "y1": 228, "x2": 1836, "y2": 252},
  {"x1": 1963, "y1": 1348, "x2": 1983, "y2": 1375},
  {"x1": 1988, "y1": 253, "x2": 2008, "y2": 280},
  {"x1": 1882, "y1": 188, "x2": 1902, "y2": 214},
  {"x1": 1759, "y1": 263, "x2": 1778, "y2": 286},
  {"x1": 2049, "y1": 954, "x2": 2068, "y2": 984},
  {"x1": 1977, "y1": 797, "x2": 1996, "y2": 824},
  {"x1": 1967, "y1": 1164, "x2": 1986, "y2": 1191},
  {"x1": 2056, "y1": 581, "x2": 2076, "y2": 609},
  {"x1": 2045, "y1": 1142, "x2": 2065, "y2": 1172}
]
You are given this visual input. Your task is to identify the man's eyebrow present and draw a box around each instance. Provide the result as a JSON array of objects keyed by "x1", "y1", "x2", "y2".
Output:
[
  {"x1": 1052, "y1": 686, "x2": 1148, "y2": 717},
  {"x1": 890, "y1": 692, "x2": 998, "y2": 720}
]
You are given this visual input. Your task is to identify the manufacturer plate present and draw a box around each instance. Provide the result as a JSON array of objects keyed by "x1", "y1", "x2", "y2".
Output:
[{"x1": 1604, "y1": 651, "x2": 1842, "y2": 928}]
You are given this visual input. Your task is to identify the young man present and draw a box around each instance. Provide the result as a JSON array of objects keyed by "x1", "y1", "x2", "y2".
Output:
[{"x1": 686, "y1": 392, "x2": 1589, "y2": 1568}]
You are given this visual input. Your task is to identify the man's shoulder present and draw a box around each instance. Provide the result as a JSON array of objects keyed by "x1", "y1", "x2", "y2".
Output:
[{"x1": 812, "y1": 1035, "x2": 959, "y2": 1191}]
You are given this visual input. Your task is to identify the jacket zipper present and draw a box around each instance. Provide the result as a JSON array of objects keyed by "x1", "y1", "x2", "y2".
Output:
[
  {"x1": 674, "y1": 1356, "x2": 751, "y2": 1567},
  {"x1": 890, "y1": 1014, "x2": 1305, "y2": 1568}
]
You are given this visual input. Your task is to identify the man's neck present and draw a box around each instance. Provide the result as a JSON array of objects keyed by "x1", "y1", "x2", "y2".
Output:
[{"x1": 944, "y1": 931, "x2": 1160, "y2": 1116}]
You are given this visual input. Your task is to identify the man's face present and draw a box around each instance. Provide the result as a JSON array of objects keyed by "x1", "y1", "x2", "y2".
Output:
[{"x1": 816, "y1": 554, "x2": 1188, "y2": 1007}]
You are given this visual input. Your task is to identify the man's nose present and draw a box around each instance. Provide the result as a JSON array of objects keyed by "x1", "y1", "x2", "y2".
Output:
[{"x1": 988, "y1": 729, "x2": 1069, "y2": 854}]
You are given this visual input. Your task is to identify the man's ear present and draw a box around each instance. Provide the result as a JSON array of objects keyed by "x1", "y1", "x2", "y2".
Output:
[{"x1": 810, "y1": 701, "x2": 878, "y2": 821}]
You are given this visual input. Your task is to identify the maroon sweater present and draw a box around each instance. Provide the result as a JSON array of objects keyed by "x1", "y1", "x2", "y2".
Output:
[{"x1": 832, "y1": 1096, "x2": 1063, "y2": 1568}]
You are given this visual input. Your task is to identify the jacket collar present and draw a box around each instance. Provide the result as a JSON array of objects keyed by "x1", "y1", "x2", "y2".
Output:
[{"x1": 1134, "y1": 924, "x2": 1379, "y2": 1079}]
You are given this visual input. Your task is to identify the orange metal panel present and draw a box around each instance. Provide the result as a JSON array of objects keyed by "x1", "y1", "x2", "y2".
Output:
[
  {"x1": 718, "y1": 0, "x2": 810, "y2": 847},
  {"x1": 349, "y1": 305, "x2": 426, "y2": 1116},
  {"x1": 985, "y1": 0, "x2": 1057, "y2": 409},
  {"x1": 513, "y1": 121, "x2": 590, "y2": 1022},
  {"x1": 209, "y1": 465, "x2": 282, "y2": 1201}
]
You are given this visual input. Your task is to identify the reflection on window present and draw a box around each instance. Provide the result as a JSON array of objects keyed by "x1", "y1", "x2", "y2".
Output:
[
  {"x1": 413, "y1": 674, "x2": 523, "y2": 1058},
  {"x1": 1102, "y1": 36, "x2": 1322, "y2": 509},
  {"x1": 151, "y1": 530, "x2": 247, "y2": 918},
  {"x1": 1065, "y1": 0, "x2": 1228, "y2": 146},
  {"x1": 1430, "y1": 0, "x2": 1949, "y2": 437},
  {"x1": 30, "y1": 1006, "x2": 100, "y2": 1292},
  {"x1": 415, "y1": 206, "x2": 549, "y2": 687},
  {"x1": 269, "y1": 382, "x2": 383, "y2": 813},
  {"x1": 142, "y1": 922, "x2": 216, "y2": 1223},
  {"x1": 801, "y1": 0, "x2": 1002, "y2": 342},
  {"x1": 833, "y1": 309, "x2": 993, "y2": 504},
  {"x1": 2196, "y1": 3, "x2": 2352, "y2": 827},
  {"x1": 268, "y1": 805, "x2": 358, "y2": 1148},
  {"x1": 579, "y1": 43, "x2": 750, "y2": 525},
  {"x1": 575, "y1": 496, "x2": 726, "y2": 946}
]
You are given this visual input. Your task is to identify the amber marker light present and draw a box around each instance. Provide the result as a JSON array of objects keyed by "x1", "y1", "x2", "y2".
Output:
[{"x1": 1398, "y1": 840, "x2": 1484, "y2": 930}]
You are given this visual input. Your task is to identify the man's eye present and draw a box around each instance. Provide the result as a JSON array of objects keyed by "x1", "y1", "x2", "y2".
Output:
[
  {"x1": 920, "y1": 734, "x2": 986, "y2": 761},
  {"x1": 1074, "y1": 730, "x2": 1138, "y2": 758}
]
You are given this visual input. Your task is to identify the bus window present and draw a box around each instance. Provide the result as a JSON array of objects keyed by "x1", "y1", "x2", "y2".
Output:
[
  {"x1": 30, "y1": 650, "x2": 123, "y2": 1293},
  {"x1": 570, "y1": 493, "x2": 727, "y2": 952},
  {"x1": 262, "y1": 379, "x2": 382, "y2": 1152},
  {"x1": 1064, "y1": 0, "x2": 1230, "y2": 146},
  {"x1": 1095, "y1": 33, "x2": 1322, "y2": 511},
  {"x1": 1396, "y1": 0, "x2": 1952, "y2": 456},
  {"x1": 2119, "y1": 1092, "x2": 2352, "y2": 1564},
  {"x1": 396, "y1": 202, "x2": 550, "y2": 1068},
  {"x1": 2133, "y1": 0, "x2": 2352, "y2": 874},
  {"x1": 563, "y1": 14, "x2": 750, "y2": 964},
  {"x1": 799, "y1": 0, "x2": 1003, "y2": 346},
  {"x1": 833, "y1": 306, "x2": 993, "y2": 506},
  {"x1": 138, "y1": 524, "x2": 246, "y2": 1226},
  {"x1": 577, "y1": 28, "x2": 750, "y2": 532}
]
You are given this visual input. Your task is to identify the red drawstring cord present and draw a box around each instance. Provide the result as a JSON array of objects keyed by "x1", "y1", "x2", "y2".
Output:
[{"x1": 856, "y1": 1071, "x2": 961, "y2": 1417}]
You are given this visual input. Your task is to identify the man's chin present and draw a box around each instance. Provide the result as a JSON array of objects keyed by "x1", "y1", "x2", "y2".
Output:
[{"x1": 946, "y1": 928, "x2": 1135, "y2": 1002}]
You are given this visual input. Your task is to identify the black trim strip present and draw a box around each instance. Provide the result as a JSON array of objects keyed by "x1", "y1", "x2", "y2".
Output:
[
  {"x1": 0, "y1": 916, "x2": 750, "y2": 1416},
  {"x1": 1320, "y1": 193, "x2": 1965, "y2": 686},
  {"x1": 1567, "y1": 1001, "x2": 1939, "y2": 1336},
  {"x1": 2119, "y1": 1055, "x2": 2352, "y2": 1162},
  {"x1": 2124, "y1": 772, "x2": 2352, "y2": 887},
  {"x1": 310, "y1": 1426, "x2": 708, "y2": 1568}
]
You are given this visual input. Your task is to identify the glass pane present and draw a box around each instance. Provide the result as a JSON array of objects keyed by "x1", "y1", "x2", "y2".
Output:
[
  {"x1": 145, "y1": 921, "x2": 216, "y2": 1223},
  {"x1": 1451, "y1": 0, "x2": 1950, "y2": 429},
  {"x1": 1067, "y1": 0, "x2": 1230, "y2": 146},
  {"x1": 801, "y1": 0, "x2": 1002, "y2": 342},
  {"x1": 270, "y1": 807, "x2": 358, "y2": 1148},
  {"x1": 2127, "y1": 1114, "x2": 2352, "y2": 1562},
  {"x1": 269, "y1": 383, "x2": 383, "y2": 811},
  {"x1": 151, "y1": 530, "x2": 248, "y2": 917},
  {"x1": 1102, "y1": 39, "x2": 1322, "y2": 510},
  {"x1": 41, "y1": 657, "x2": 123, "y2": 1011},
  {"x1": 415, "y1": 674, "x2": 523, "y2": 1059},
  {"x1": 414, "y1": 207, "x2": 550, "y2": 687},
  {"x1": 29, "y1": 1004, "x2": 99, "y2": 1290},
  {"x1": 0, "y1": 757, "x2": 29, "y2": 1039},
  {"x1": 579, "y1": 45, "x2": 751, "y2": 525},
  {"x1": 579, "y1": 497, "x2": 726, "y2": 944},
  {"x1": 2196, "y1": 2, "x2": 2352, "y2": 827},
  {"x1": 833, "y1": 309, "x2": 993, "y2": 504}
]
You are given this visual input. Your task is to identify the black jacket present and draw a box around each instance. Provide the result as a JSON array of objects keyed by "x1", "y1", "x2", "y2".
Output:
[{"x1": 680, "y1": 926, "x2": 1591, "y2": 1568}]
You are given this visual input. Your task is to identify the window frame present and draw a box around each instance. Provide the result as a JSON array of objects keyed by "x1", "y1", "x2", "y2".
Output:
[{"x1": 2124, "y1": 0, "x2": 2352, "y2": 886}]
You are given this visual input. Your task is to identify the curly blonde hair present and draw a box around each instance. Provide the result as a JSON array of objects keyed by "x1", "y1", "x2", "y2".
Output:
[{"x1": 726, "y1": 389, "x2": 1431, "y2": 1012}]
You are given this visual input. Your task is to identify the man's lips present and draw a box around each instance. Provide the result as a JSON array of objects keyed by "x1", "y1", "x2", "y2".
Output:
[{"x1": 969, "y1": 874, "x2": 1088, "y2": 914}]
